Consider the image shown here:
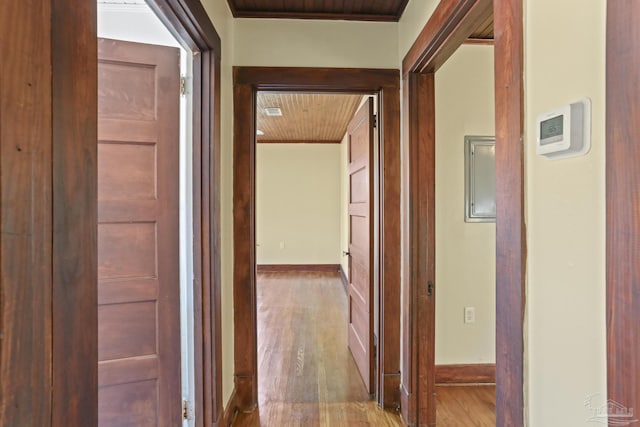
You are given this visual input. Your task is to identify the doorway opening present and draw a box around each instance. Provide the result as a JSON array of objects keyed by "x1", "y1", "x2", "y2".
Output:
[
  {"x1": 97, "y1": 2, "x2": 191, "y2": 425},
  {"x1": 401, "y1": 0, "x2": 524, "y2": 425},
  {"x1": 232, "y1": 68, "x2": 402, "y2": 417},
  {"x1": 433, "y1": 43, "x2": 497, "y2": 425},
  {"x1": 235, "y1": 92, "x2": 390, "y2": 423},
  {"x1": 96, "y1": 1, "x2": 223, "y2": 426}
]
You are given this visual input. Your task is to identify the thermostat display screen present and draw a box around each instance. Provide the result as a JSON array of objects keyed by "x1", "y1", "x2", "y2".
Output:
[{"x1": 540, "y1": 115, "x2": 564, "y2": 144}]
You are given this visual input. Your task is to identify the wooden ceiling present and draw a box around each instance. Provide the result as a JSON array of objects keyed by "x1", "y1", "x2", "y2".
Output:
[
  {"x1": 226, "y1": 0, "x2": 410, "y2": 22},
  {"x1": 256, "y1": 93, "x2": 364, "y2": 143}
]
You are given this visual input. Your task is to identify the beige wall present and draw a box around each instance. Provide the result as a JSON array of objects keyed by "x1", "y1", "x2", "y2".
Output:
[
  {"x1": 525, "y1": 0, "x2": 606, "y2": 425},
  {"x1": 398, "y1": 0, "x2": 439, "y2": 57},
  {"x1": 234, "y1": 19, "x2": 399, "y2": 68},
  {"x1": 435, "y1": 44, "x2": 495, "y2": 365},
  {"x1": 256, "y1": 143, "x2": 342, "y2": 265}
]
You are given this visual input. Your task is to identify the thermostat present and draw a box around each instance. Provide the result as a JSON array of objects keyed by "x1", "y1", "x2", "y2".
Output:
[{"x1": 536, "y1": 98, "x2": 591, "y2": 159}]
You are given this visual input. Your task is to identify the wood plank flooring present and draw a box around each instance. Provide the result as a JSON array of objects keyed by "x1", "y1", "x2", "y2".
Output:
[
  {"x1": 436, "y1": 385, "x2": 496, "y2": 426},
  {"x1": 233, "y1": 271, "x2": 402, "y2": 426},
  {"x1": 232, "y1": 271, "x2": 495, "y2": 426}
]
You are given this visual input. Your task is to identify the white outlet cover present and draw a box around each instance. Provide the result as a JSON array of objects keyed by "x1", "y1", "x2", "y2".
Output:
[{"x1": 464, "y1": 307, "x2": 476, "y2": 324}]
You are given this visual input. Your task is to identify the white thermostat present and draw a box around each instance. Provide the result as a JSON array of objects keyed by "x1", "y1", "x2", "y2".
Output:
[{"x1": 536, "y1": 98, "x2": 591, "y2": 159}]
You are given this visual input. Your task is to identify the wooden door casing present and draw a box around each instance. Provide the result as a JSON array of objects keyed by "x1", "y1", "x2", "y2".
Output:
[
  {"x1": 97, "y1": 38, "x2": 181, "y2": 426},
  {"x1": 606, "y1": 0, "x2": 640, "y2": 419},
  {"x1": 347, "y1": 98, "x2": 375, "y2": 394}
]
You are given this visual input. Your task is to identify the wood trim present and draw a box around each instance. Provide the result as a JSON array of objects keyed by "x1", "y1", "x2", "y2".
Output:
[
  {"x1": 217, "y1": 387, "x2": 239, "y2": 427},
  {"x1": 339, "y1": 264, "x2": 349, "y2": 292},
  {"x1": 378, "y1": 73, "x2": 403, "y2": 410},
  {"x1": 402, "y1": 0, "x2": 493, "y2": 75},
  {"x1": 606, "y1": 0, "x2": 640, "y2": 419},
  {"x1": 256, "y1": 264, "x2": 340, "y2": 273},
  {"x1": 233, "y1": 67, "x2": 401, "y2": 411},
  {"x1": 401, "y1": 0, "x2": 525, "y2": 425},
  {"x1": 234, "y1": 67, "x2": 399, "y2": 90},
  {"x1": 148, "y1": 0, "x2": 221, "y2": 54},
  {"x1": 435, "y1": 364, "x2": 496, "y2": 384},
  {"x1": 1, "y1": 1, "x2": 98, "y2": 425},
  {"x1": 400, "y1": 72, "x2": 436, "y2": 427},
  {"x1": 493, "y1": 0, "x2": 525, "y2": 425},
  {"x1": 233, "y1": 81, "x2": 258, "y2": 411},
  {"x1": 257, "y1": 139, "x2": 342, "y2": 144},
  {"x1": 51, "y1": 1, "x2": 99, "y2": 425},
  {"x1": 0, "y1": 2, "x2": 55, "y2": 425},
  {"x1": 464, "y1": 38, "x2": 495, "y2": 45},
  {"x1": 123, "y1": 1, "x2": 225, "y2": 425},
  {"x1": 229, "y1": 10, "x2": 402, "y2": 22}
]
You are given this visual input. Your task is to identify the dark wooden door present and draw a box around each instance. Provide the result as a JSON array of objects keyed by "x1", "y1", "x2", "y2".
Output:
[
  {"x1": 347, "y1": 97, "x2": 375, "y2": 394},
  {"x1": 97, "y1": 38, "x2": 181, "y2": 427}
]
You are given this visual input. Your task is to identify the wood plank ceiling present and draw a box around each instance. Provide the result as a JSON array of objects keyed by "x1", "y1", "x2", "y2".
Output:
[
  {"x1": 226, "y1": 0, "x2": 410, "y2": 22},
  {"x1": 256, "y1": 92, "x2": 364, "y2": 143}
]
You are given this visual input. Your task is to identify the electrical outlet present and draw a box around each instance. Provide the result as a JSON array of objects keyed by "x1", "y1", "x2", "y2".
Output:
[
  {"x1": 279, "y1": 241, "x2": 285, "y2": 249},
  {"x1": 464, "y1": 306, "x2": 476, "y2": 324}
]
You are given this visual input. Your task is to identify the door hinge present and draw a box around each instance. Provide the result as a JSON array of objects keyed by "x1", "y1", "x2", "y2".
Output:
[
  {"x1": 373, "y1": 114, "x2": 378, "y2": 129},
  {"x1": 182, "y1": 399, "x2": 193, "y2": 420},
  {"x1": 180, "y1": 75, "x2": 187, "y2": 96}
]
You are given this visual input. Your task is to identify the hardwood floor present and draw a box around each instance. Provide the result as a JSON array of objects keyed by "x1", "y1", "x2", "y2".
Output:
[
  {"x1": 435, "y1": 385, "x2": 496, "y2": 426},
  {"x1": 232, "y1": 271, "x2": 495, "y2": 426},
  {"x1": 232, "y1": 271, "x2": 402, "y2": 426}
]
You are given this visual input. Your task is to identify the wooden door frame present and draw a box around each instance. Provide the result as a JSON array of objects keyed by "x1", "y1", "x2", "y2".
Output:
[
  {"x1": 232, "y1": 67, "x2": 402, "y2": 410},
  {"x1": 606, "y1": 0, "x2": 640, "y2": 419},
  {"x1": 0, "y1": 1, "x2": 223, "y2": 426},
  {"x1": 144, "y1": 1, "x2": 224, "y2": 425},
  {"x1": 400, "y1": 0, "x2": 525, "y2": 426}
]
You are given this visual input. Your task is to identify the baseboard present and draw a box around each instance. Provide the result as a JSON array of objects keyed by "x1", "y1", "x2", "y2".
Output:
[
  {"x1": 256, "y1": 264, "x2": 340, "y2": 273},
  {"x1": 339, "y1": 264, "x2": 348, "y2": 292},
  {"x1": 216, "y1": 386, "x2": 238, "y2": 427},
  {"x1": 435, "y1": 363, "x2": 496, "y2": 384}
]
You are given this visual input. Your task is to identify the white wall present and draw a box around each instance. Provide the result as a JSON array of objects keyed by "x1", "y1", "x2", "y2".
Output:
[
  {"x1": 525, "y1": 0, "x2": 606, "y2": 425},
  {"x1": 435, "y1": 44, "x2": 495, "y2": 365},
  {"x1": 97, "y1": 2, "x2": 180, "y2": 47},
  {"x1": 257, "y1": 144, "x2": 342, "y2": 265}
]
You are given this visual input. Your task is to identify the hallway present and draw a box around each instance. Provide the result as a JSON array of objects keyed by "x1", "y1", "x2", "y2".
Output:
[{"x1": 232, "y1": 271, "x2": 402, "y2": 426}]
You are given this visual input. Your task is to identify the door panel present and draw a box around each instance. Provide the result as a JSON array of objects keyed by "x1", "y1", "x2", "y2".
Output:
[
  {"x1": 347, "y1": 97, "x2": 375, "y2": 394},
  {"x1": 98, "y1": 38, "x2": 181, "y2": 427}
]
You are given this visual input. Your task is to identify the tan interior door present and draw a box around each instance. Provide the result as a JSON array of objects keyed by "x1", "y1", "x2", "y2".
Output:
[
  {"x1": 97, "y1": 38, "x2": 181, "y2": 426},
  {"x1": 347, "y1": 97, "x2": 375, "y2": 394}
]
